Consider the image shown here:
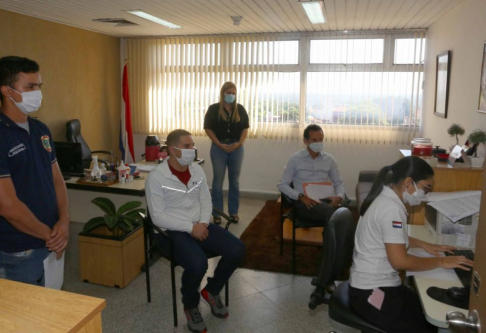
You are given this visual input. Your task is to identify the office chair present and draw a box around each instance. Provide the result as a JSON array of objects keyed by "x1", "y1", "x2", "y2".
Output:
[
  {"x1": 139, "y1": 209, "x2": 232, "y2": 328},
  {"x1": 280, "y1": 191, "x2": 325, "y2": 274},
  {"x1": 66, "y1": 119, "x2": 116, "y2": 169},
  {"x1": 306, "y1": 207, "x2": 385, "y2": 333}
]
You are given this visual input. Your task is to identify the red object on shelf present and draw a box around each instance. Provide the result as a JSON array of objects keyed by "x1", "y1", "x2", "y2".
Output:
[{"x1": 412, "y1": 145, "x2": 433, "y2": 156}]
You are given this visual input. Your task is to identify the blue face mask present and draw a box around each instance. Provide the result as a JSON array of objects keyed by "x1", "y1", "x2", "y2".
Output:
[{"x1": 224, "y1": 94, "x2": 236, "y2": 104}]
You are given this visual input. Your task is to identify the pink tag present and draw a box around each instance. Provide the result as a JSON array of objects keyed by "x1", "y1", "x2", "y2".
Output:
[{"x1": 367, "y1": 288, "x2": 385, "y2": 310}]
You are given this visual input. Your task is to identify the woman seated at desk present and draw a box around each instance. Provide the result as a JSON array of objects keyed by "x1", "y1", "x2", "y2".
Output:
[{"x1": 348, "y1": 156, "x2": 474, "y2": 333}]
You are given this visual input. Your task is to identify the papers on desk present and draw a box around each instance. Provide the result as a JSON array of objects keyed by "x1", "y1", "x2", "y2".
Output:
[
  {"x1": 130, "y1": 163, "x2": 156, "y2": 172},
  {"x1": 426, "y1": 191, "x2": 481, "y2": 223},
  {"x1": 406, "y1": 248, "x2": 459, "y2": 282},
  {"x1": 303, "y1": 182, "x2": 334, "y2": 202}
]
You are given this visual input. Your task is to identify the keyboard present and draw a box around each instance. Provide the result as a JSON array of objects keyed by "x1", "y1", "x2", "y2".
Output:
[{"x1": 444, "y1": 250, "x2": 475, "y2": 289}]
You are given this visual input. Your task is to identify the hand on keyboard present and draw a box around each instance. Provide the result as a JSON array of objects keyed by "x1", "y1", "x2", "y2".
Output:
[
  {"x1": 438, "y1": 255, "x2": 474, "y2": 271},
  {"x1": 422, "y1": 243, "x2": 456, "y2": 257}
]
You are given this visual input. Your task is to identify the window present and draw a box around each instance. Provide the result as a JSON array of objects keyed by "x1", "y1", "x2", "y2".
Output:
[
  {"x1": 394, "y1": 38, "x2": 426, "y2": 65},
  {"x1": 310, "y1": 39, "x2": 384, "y2": 64},
  {"x1": 127, "y1": 31, "x2": 425, "y2": 143}
]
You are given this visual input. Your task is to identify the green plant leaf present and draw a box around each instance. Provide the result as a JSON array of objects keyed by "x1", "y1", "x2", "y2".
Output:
[
  {"x1": 116, "y1": 201, "x2": 142, "y2": 215},
  {"x1": 118, "y1": 219, "x2": 133, "y2": 233},
  {"x1": 92, "y1": 197, "x2": 116, "y2": 215},
  {"x1": 123, "y1": 208, "x2": 146, "y2": 223},
  {"x1": 104, "y1": 214, "x2": 118, "y2": 230},
  {"x1": 83, "y1": 217, "x2": 106, "y2": 233}
]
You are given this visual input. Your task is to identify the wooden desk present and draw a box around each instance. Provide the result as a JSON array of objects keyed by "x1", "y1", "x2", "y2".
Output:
[
  {"x1": 0, "y1": 278, "x2": 105, "y2": 333},
  {"x1": 399, "y1": 150, "x2": 483, "y2": 224}
]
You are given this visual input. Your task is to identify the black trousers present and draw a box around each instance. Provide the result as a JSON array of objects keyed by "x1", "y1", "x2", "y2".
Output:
[
  {"x1": 294, "y1": 201, "x2": 336, "y2": 230},
  {"x1": 349, "y1": 284, "x2": 437, "y2": 333}
]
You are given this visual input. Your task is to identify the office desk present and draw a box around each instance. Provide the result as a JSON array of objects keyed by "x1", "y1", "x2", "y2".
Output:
[
  {"x1": 66, "y1": 158, "x2": 204, "y2": 223},
  {"x1": 408, "y1": 225, "x2": 468, "y2": 330},
  {"x1": 400, "y1": 150, "x2": 483, "y2": 224},
  {"x1": 0, "y1": 278, "x2": 106, "y2": 332}
]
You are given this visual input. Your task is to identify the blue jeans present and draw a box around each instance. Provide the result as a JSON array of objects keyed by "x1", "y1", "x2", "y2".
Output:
[
  {"x1": 155, "y1": 224, "x2": 245, "y2": 309},
  {"x1": 0, "y1": 247, "x2": 50, "y2": 286},
  {"x1": 210, "y1": 142, "x2": 244, "y2": 216}
]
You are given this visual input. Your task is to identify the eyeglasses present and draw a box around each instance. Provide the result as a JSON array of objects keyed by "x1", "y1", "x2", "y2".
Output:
[{"x1": 417, "y1": 181, "x2": 433, "y2": 194}]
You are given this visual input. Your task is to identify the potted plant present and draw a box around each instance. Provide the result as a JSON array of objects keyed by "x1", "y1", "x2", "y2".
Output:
[
  {"x1": 468, "y1": 129, "x2": 486, "y2": 167},
  {"x1": 447, "y1": 123, "x2": 465, "y2": 146},
  {"x1": 78, "y1": 197, "x2": 146, "y2": 288}
]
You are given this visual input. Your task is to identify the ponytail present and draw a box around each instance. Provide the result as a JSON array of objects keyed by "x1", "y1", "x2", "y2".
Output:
[
  {"x1": 359, "y1": 156, "x2": 434, "y2": 216},
  {"x1": 359, "y1": 165, "x2": 392, "y2": 216}
]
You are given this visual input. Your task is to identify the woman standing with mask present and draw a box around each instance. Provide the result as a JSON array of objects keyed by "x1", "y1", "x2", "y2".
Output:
[
  {"x1": 204, "y1": 82, "x2": 249, "y2": 224},
  {"x1": 349, "y1": 156, "x2": 474, "y2": 333}
]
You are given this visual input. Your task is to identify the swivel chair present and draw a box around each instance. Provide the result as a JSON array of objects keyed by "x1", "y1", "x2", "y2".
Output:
[
  {"x1": 139, "y1": 209, "x2": 232, "y2": 328},
  {"x1": 306, "y1": 207, "x2": 385, "y2": 333},
  {"x1": 66, "y1": 119, "x2": 116, "y2": 169}
]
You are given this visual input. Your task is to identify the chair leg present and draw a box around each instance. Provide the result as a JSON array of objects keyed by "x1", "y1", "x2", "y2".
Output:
[
  {"x1": 171, "y1": 262, "x2": 178, "y2": 327},
  {"x1": 143, "y1": 225, "x2": 151, "y2": 303},
  {"x1": 280, "y1": 217, "x2": 284, "y2": 255},
  {"x1": 292, "y1": 222, "x2": 296, "y2": 275},
  {"x1": 225, "y1": 281, "x2": 229, "y2": 306}
]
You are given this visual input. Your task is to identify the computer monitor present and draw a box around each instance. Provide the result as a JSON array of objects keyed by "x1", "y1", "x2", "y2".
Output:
[{"x1": 54, "y1": 142, "x2": 85, "y2": 177}]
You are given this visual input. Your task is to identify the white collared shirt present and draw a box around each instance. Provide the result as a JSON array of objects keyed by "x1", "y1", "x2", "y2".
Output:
[
  {"x1": 145, "y1": 157, "x2": 212, "y2": 233},
  {"x1": 350, "y1": 186, "x2": 409, "y2": 289},
  {"x1": 277, "y1": 148, "x2": 345, "y2": 200}
]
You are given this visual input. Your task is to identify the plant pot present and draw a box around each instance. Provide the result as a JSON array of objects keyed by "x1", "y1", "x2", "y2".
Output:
[
  {"x1": 470, "y1": 156, "x2": 485, "y2": 168},
  {"x1": 78, "y1": 225, "x2": 144, "y2": 288}
]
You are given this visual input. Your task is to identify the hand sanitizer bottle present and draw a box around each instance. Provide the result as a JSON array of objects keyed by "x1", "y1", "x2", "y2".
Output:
[
  {"x1": 91, "y1": 156, "x2": 101, "y2": 179},
  {"x1": 118, "y1": 160, "x2": 126, "y2": 183}
]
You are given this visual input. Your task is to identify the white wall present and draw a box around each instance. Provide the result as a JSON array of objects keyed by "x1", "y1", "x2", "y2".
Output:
[
  {"x1": 422, "y1": 0, "x2": 486, "y2": 149},
  {"x1": 134, "y1": 133, "x2": 406, "y2": 198}
]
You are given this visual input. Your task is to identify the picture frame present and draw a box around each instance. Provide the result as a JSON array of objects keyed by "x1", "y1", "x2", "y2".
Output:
[
  {"x1": 478, "y1": 41, "x2": 486, "y2": 113},
  {"x1": 434, "y1": 50, "x2": 451, "y2": 118}
]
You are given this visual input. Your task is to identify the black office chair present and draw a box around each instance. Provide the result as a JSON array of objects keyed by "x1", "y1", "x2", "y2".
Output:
[
  {"x1": 306, "y1": 207, "x2": 385, "y2": 333},
  {"x1": 279, "y1": 191, "x2": 326, "y2": 275},
  {"x1": 66, "y1": 119, "x2": 116, "y2": 169},
  {"x1": 139, "y1": 209, "x2": 232, "y2": 328},
  {"x1": 308, "y1": 207, "x2": 355, "y2": 308}
]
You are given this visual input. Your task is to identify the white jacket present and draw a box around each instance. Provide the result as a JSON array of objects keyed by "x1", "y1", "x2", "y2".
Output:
[{"x1": 145, "y1": 157, "x2": 212, "y2": 233}]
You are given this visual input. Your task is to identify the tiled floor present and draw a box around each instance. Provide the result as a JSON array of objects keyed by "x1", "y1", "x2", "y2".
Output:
[{"x1": 63, "y1": 197, "x2": 358, "y2": 333}]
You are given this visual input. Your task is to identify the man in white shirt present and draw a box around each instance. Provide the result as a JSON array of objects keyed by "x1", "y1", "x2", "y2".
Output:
[
  {"x1": 146, "y1": 129, "x2": 245, "y2": 333},
  {"x1": 278, "y1": 124, "x2": 345, "y2": 229}
]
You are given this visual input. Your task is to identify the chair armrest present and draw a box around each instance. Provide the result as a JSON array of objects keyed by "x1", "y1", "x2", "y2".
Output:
[
  {"x1": 212, "y1": 208, "x2": 233, "y2": 230},
  {"x1": 280, "y1": 191, "x2": 295, "y2": 208}
]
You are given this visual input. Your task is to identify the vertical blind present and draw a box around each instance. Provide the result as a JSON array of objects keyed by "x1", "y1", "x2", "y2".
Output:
[{"x1": 126, "y1": 31, "x2": 425, "y2": 144}]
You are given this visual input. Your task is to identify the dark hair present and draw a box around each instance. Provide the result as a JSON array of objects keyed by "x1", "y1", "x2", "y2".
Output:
[
  {"x1": 0, "y1": 56, "x2": 40, "y2": 101},
  {"x1": 166, "y1": 129, "x2": 191, "y2": 152},
  {"x1": 360, "y1": 156, "x2": 434, "y2": 216},
  {"x1": 303, "y1": 124, "x2": 323, "y2": 140}
]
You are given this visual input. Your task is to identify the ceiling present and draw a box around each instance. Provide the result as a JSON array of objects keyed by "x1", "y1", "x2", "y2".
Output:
[{"x1": 0, "y1": 0, "x2": 465, "y2": 38}]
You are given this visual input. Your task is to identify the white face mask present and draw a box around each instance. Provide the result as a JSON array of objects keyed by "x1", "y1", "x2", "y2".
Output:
[
  {"x1": 403, "y1": 181, "x2": 427, "y2": 206},
  {"x1": 173, "y1": 147, "x2": 196, "y2": 166},
  {"x1": 309, "y1": 142, "x2": 324, "y2": 153},
  {"x1": 9, "y1": 88, "x2": 42, "y2": 114}
]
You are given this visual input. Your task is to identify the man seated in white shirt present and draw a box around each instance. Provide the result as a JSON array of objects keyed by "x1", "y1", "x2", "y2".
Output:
[
  {"x1": 145, "y1": 129, "x2": 245, "y2": 333},
  {"x1": 277, "y1": 124, "x2": 345, "y2": 230}
]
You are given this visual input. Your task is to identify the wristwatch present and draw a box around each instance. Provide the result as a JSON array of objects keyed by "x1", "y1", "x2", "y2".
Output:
[{"x1": 298, "y1": 193, "x2": 305, "y2": 200}]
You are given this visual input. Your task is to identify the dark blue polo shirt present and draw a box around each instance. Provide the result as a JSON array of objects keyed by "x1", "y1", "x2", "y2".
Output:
[{"x1": 0, "y1": 112, "x2": 58, "y2": 253}]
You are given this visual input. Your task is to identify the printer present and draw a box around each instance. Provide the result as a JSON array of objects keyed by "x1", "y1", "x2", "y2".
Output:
[{"x1": 424, "y1": 204, "x2": 479, "y2": 249}]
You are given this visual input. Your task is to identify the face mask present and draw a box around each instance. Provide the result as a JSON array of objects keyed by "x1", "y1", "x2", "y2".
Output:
[
  {"x1": 224, "y1": 94, "x2": 236, "y2": 104},
  {"x1": 173, "y1": 147, "x2": 196, "y2": 166},
  {"x1": 403, "y1": 181, "x2": 427, "y2": 206},
  {"x1": 309, "y1": 142, "x2": 324, "y2": 153},
  {"x1": 9, "y1": 88, "x2": 42, "y2": 114}
]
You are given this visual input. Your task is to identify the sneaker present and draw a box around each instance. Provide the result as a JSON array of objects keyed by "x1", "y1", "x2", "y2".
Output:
[
  {"x1": 201, "y1": 288, "x2": 229, "y2": 318},
  {"x1": 184, "y1": 307, "x2": 207, "y2": 333}
]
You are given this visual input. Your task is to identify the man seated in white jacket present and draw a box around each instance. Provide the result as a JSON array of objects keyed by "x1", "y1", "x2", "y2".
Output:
[{"x1": 145, "y1": 129, "x2": 245, "y2": 333}]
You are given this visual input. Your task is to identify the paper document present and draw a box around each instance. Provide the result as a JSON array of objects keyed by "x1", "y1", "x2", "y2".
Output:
[
  {"x1": 427, "y1": 193, "x2": 481, "y2": 223},
  {"x1": 303, "y1": 182, "x2": 334, "y2": 202},
  {"x1": 426, "y1": 191, "x2": 481, "y2": 202},
  {"x1": 406, "y1": 248, "x2": 459, "y2": 282},
  {"x1": 43, "y1": 251, "x2": 65, "y2": 290},
  {"x1": 130, "y1": 163, "x2": 155, "y2": 172}
]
